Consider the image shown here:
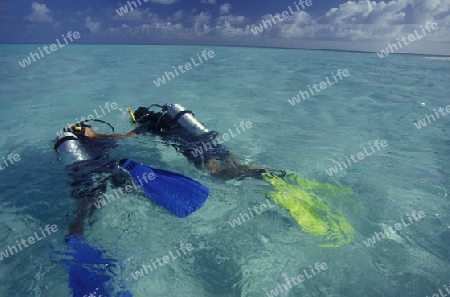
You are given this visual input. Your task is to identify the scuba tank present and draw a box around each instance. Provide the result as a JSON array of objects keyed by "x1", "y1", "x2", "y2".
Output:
[
  {"x1": 54, "y1": 120, "x2": 115, "y2": 165},
  {"x1": 163, "y1": 104, "x2": 209, "y2": 136},
  {"x1": 54, "y1": 130, "x2": 90, "y2": 165}
]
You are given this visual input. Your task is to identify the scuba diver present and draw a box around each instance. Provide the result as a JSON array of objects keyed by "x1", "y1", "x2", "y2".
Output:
[
  {"x1": 54, "y1": 119, "x2": 209, "y2": 297},
  {"x1": 54, "y1": 120, "x2": 122, "y2": 237},
  {"x1": 79, "y1": 103, "x2": 284, "y2": 180},
  {"x1": 54, "y1": 120, "x2": 136, "y2": 297}
]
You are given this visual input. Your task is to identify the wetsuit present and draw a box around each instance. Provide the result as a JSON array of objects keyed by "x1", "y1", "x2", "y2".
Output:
[
  {"x1": 131, "y1": 112, "x2": 231, "y2": 169},
  {"x1": 55, "y1": 130, "x2": 124, "y2": 236},
  {"x1": 129, "y1": 106, "x2": 277, "y2": 180}
]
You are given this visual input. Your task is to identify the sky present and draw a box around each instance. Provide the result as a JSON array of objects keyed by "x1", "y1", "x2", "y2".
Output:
[{"x1": 0, "y1": 0, "x2": 449, "y2": 55}]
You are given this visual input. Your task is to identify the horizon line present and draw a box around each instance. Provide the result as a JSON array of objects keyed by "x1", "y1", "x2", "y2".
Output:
[{"x1": 1, "y1": 42, "x2": 449, "y2": 57}]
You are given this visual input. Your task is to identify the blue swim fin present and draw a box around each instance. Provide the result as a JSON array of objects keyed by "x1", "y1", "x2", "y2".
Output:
[
  {"x1": 119, "y1": 159, "x2": 209, "y2": 218},
  {"x1": 62, "y1": 235, "x2": 133, "y2": 297}
]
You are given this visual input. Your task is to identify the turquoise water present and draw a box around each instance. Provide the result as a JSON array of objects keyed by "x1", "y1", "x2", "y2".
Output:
[{"x1": 0, "y1": 44, "x2": 449, "y2": 297}]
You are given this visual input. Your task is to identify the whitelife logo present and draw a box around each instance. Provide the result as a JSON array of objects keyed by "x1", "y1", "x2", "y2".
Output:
[
  {"x1": 325, "y1": 140, "x2": 388, "y2": 177},
  {"x1": 0, "y1": 153, "x2": 21, "y2": 172},
  {"x1": 55, "y1": 102, "x2": 119, "y2": 138},
  {"x1": 377, "y1": 21, "x2": 439, "y2": 58},
  {"x1": 250, "y1": 0, "x2": 313, "y2": 35},
  {"x1": 116, "y1": 0, "x2": 149, "y2": 16},
  {"x1": 152, "y1": 50, "x2": 215, "y2": 87},
  {"x1": 18, "y1": 31, "x2": 81, "y2": 68},
  {"x1": 414, "y1": 104, "x2": 450, "y2": 129},
  {"x1": 190, "y1": 121, "x2": 253, "y2": 158},
  {"x1": 426, "y1": 282, "x2": 450, "y2": 297},
  {"x1": 228, "y1": 199, "x2": 277, "y2": 228},
  {"x1": 0, "y1": 224, "x2": 58, "y2": 261},
  {"x1": 363, "y1": 211, "x2": 425, "y2": 247},
  {"x1": 130, "y1": 243, "x2": 194, "y2": 281},
  {"x1": 265, "y1": 262, "x2": 328, "y2": 297},
  {"x1": 288, "y1": 69, "x2": 350, "y2": 106},
  {"x1": 94, "y1": 171, "x2": 155, "y2": 210}
]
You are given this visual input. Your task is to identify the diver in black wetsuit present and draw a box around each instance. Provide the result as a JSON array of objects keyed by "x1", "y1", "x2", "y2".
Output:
[
  {"x1": 80, "y1": 104, "x2": 284, "y2": 180},
  {"x1": 54, "y1": 121, "x2": 136, "y2": 297},
  {"x1": 54, "y1": 122, "x2": 126, "y2": 237}
]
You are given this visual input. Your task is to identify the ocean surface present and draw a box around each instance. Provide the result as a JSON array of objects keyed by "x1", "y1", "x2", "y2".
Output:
[{"x1": 0, "y1": 44, "x2": 449, "y2": 297}]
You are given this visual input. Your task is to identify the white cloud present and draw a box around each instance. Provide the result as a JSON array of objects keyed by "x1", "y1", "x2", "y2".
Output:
[
  {"x1": 101, "y1": 0, "x2": 449, "y2": 54},
  {"x1": 243, "y1": 0, "x2": 449, "y2": 44},
  {"x1": 290, "y1": 10, "x2": 313, "y2": 25},
  {"x1": 106, "y1": 21, "x2": 187, "y2": 40},
  {"x1": 277, "y1": 11, "x2": 316, "y2": 38},
  {"x1": 113, "y1": 8, "x2": 156, "y2": 21},
  {"x1": 85, "y1": 16, "x2": 101, "y2": 33},
  {"x1": 316, "y1": 0, "x2": 449, "y2": 26},
  {"x1": 407, "y1": 0, "x2": 450, "y2": 23},
  {"x1": 218, "y1": 15, "x2": 246, "y2": 25},
  {"x1": 201, "y1": 0, "x2": 216, "y2": 4},
  {"x1": 25, "y1": 2, "x2": 53, "y2": 23},
  {"x1": 217, "y1": 21, "x2": 253, "y2": 37},
  {"x1": 150, "y1": 0, "x2": 177, "y2": 4},
  {"x1": 219, "y1": 3, "x2": 232, "y2": 15},
  {"x1": 171, "y1": 10, "x2": 184, "y2": 21},
  {"x1": 193, "y1": 11, "x2": 212, "y2": 33},
  {"x1": 319, "y1": 0, "x2": 408, "y2": 24}
]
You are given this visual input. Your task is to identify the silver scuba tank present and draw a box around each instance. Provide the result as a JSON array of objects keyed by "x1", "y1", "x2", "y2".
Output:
[
  {"x1": 55, "y1": 131, "x2": 89, "y2": 165},
  {"x1": 164, "y1": 104, "x2": 209, "y2": 136}
]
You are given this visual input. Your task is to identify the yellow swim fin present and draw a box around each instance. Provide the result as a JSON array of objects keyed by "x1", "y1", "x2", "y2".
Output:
[{"x1": 262, "y1": 172, "x2": 354, "y2": 248}]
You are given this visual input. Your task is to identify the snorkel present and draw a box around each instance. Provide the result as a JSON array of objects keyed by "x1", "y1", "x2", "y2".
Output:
[
  {"x1": 127, "y1": 108, "x2": 136, "y2": 123},
  {"x1": 128, "y1": 105, "x2": 165, "y2": 124}
]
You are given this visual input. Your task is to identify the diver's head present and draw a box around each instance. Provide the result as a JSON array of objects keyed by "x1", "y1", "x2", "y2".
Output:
[
  {"x1": 128, "y1": 104, "x2": 166, "y2": 124},
  {"x1": 133, "y1": 107, "x2": 151, "y2": 123},
  {"x1": 129, "y1": 106, "x2": 161, "y2": 124}
]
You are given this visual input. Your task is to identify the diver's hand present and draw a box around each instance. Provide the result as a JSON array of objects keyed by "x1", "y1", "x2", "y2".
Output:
[
  {"x1": 76, "y1": 127, "x2": 136, "y2": 140},
  {"x1": 82, "y1": 127, "x2": 98, "y2": 138},
  {"x1": 81, "y1": 127, "x2": 119, "y2": 139}
]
